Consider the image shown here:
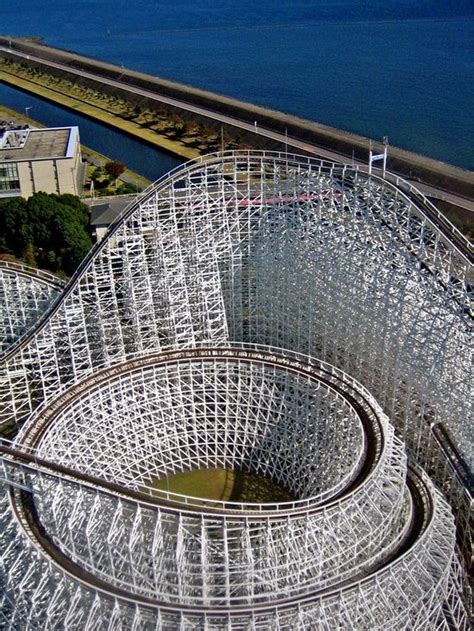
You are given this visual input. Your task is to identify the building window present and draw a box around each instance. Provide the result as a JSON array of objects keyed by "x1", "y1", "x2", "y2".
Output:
[{"x1": 0, "y1": 163, "x2": 20, "y2": 193}]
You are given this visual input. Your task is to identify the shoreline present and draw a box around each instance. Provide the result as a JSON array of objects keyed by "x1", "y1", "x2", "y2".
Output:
[
  {"x1": 0, "y1": 69, "x2": 200, "y2": 161},
  {"x1": 0, "y1": 37, "x2": 472, "y2": 197},
  {"x1": 0, "y1": 36, "x2": 472, "y2": 242},
  {"x1": 0, "y1": 38, "x2": 471, "y2": 240},
  {"x1": 2, "y1": 78, "x2": 472, "y2": 238}
]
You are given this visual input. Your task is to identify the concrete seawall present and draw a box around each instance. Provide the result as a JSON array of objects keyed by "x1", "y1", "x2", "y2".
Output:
[{"x1": 1, "y1": 36, "x2": 473, "y2": 202}]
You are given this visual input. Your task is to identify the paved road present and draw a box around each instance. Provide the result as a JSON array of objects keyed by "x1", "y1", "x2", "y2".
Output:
[
  {"x1": 407, "y1": 181, "x2": 473, "y2": 212},
  {"x1": 2, "y1": 45, "x2": 472, "y2": 215}
]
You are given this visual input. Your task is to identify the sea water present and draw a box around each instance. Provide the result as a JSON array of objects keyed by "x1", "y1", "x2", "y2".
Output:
[{"x1": 1, "y1": 1, "x2": 472, "y2": 169}]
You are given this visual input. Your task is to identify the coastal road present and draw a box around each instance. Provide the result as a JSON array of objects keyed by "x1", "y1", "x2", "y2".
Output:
[{"x1": 1, "y1": 45, "x2": 473, "y2": 219}]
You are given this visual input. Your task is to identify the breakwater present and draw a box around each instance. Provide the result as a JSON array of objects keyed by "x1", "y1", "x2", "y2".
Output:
[{"x1": 0, "y1": 37, "x2": 473, "y2": 202}]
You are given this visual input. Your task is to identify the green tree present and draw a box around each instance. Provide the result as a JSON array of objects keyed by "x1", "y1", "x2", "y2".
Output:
[
  {"x1": 0, "y1": 193, "x2": 92, "y2": 276},
  {"x1": 52, "y1": 203, "x2": 92, "y2": 274},
  {"x1": 172, "y1": 119, "x2": 190, "y2": 139},
  {"x1": 26, "y1": 192, "x2": 57, "y2": 248},
  {"x1": 132, "y1": 104, "x2": 142, "y2": 118},
  {"x1": 0, "y1": 197, "x2": 30, "y2": 254},
  {"x1": 46, "y1": 250, "x2": 58, "y2": 270},
  {"x1": 91, "y1": 166, "x2": 104, "y2": 181}
]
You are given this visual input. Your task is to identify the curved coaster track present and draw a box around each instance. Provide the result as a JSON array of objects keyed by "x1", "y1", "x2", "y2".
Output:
[{"x1": 0, "y1": 152, "x2": 471, "y2": 629}]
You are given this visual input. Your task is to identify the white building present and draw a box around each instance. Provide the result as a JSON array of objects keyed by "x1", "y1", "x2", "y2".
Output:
[{"x1": 0, "y1": 126, "x2": 84, "y2": 198}]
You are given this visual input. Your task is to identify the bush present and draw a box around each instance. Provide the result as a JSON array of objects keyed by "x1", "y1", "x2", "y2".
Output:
[
  {"x1": 91, "y1": 166, "x2": 104, "y2": 180},
  {"x1": 116, "y1": 182, "x2": 137, "y2": 195}
]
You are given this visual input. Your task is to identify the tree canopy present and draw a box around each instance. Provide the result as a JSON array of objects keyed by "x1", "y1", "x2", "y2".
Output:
[
  {"x1": 0, "y1": 192, "x2": 92, "y2": 276},
  {"x1": 104, "y1": 161, "x2": 126, "y2": 181}
]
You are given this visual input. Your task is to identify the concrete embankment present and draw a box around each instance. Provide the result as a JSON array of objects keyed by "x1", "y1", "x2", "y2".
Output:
[
  {"x1": 1, "y1": 36, "x2": 473, "y2": 203},
  {"x1": 0, "y1": 68, "x2": 199, "y2": 161}
]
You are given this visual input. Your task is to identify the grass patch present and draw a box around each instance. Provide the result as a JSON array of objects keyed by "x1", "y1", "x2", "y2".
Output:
[{"x1": 148, "y1": 467, "x2": 294, "y2": 504}]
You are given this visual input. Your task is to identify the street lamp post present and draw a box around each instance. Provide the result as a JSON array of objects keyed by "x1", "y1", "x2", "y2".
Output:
[{"x1": 24, "y1": 106, "x2": 32, "y2": 123}]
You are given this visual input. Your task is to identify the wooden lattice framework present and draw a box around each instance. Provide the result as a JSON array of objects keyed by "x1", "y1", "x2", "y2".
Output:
[{"x1": 0, "y1": 152, "x2": 471, "y2": 629}]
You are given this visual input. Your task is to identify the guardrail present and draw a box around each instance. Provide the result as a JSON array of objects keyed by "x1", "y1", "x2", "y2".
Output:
[
  {"x1": 373, "y1": 168, "x2": 473, "y2": 257},
  {"x1": 0, "y1": 259, "x2": 65, "y2": 288}
]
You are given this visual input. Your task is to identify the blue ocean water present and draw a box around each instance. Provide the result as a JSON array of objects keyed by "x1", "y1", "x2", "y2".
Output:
[{"x1": 1, "y1": 1, "x2": 473, "y2": 169}]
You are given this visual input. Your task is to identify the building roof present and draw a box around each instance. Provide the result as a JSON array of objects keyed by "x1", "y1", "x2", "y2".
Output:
[
  {"x1": 90, "y1": 196, "x2": 137, "y2": 227},
  {"x1": 0, "y1": 127, "x2": 79, "y2": 162}
]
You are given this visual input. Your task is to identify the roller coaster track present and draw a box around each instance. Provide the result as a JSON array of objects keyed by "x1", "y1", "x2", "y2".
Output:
[
  {"x1": 0, "y1": 153, "x2": 470, "y2": 367},
  {"x1": 3, "y1": 468, "x2": 430, "y2": 617},
  {"x1": 1, "y1": 345, "x2": 386, "y2": 514},
  {"x1": 0, "y1": 152, "x2": 469, "y2": 628},
  {"x1": 1, "y1": 154, "x2": 470, "y2": 490},
  {"x1": 0, "y1": 260, "x2": 65, "y2": 289},
  {"x1": 0, "y1": 341, "x2": 433, "y2": 619},
  {"x1": 0, "y1": 260, "x2": 64, "y2": 357}
]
